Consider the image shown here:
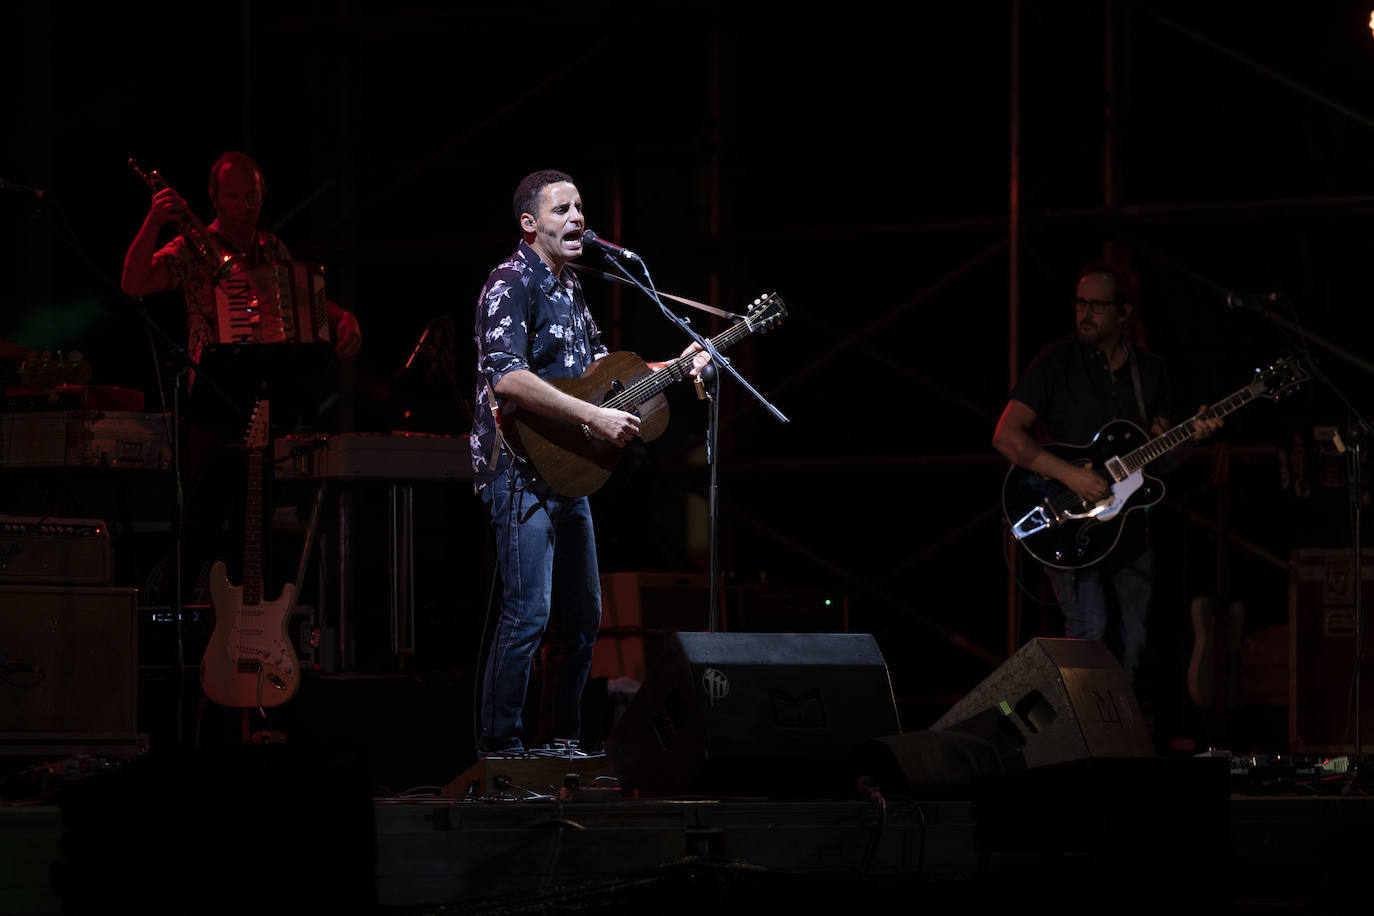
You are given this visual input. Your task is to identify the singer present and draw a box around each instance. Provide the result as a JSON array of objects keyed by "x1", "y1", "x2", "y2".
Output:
[{"x1": 469, "y1": 169, "x2": 707, "y2": 759}]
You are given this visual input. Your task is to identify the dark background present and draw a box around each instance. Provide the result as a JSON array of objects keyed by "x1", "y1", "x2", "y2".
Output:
[{"x1": 4, "y1": 1, "x2": 1373, "y2": 755}]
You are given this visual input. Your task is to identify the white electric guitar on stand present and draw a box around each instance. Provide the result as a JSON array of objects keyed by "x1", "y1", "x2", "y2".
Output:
[{"x1": 200, "y1": 400, "x2": 300, "y2": 710}]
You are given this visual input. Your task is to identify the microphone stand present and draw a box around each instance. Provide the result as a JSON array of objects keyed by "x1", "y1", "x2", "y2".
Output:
[
  {"x1": 700, "y1": 362, "x2": 722, "y2": 630},
  {"x1": 1238, "y1": 295, "x2": 1372, "y2": 789},
  {"x1": 587, "y1": 250, "x2": 788, "y2": 633},
  {"x1": 1348, "y1": 429, "x2": 1364, "y2": 793},
  {"x1": 29, "y1": 188, "x2": 246, "y2": 750}
]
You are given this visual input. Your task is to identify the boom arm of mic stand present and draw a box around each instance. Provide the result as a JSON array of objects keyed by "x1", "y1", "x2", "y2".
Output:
[
  {"x1": 1244, "y1": 300, "x2": 1374, "y2": 443},
  {"x1": 1244, "y1": 300, "x2": 1374, "y2": 380},
  {"x1": 571, "y1": 262, "x2": 745, "y2": 321},
  {"x1": 599, "y1": 253, "x2": 789, "y2": 425}
]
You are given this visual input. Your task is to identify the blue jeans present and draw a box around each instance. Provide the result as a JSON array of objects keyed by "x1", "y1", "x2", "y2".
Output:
[
  {"x1": 478, "y1": 467, "x2": 602, "y2": 755},
  {"x1": 1044, "y1": 548, "x2": 1155, "y2": 683}
]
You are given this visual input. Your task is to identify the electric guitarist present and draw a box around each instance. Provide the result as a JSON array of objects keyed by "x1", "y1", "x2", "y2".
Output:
[{"x1": 992, "y1": 259, "x2": 1222, "y2": 684}]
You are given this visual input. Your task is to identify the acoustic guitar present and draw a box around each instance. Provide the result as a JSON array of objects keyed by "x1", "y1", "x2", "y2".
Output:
[
  {"x1": 200, "y1": 399, "x2": 301, "y2": 709},
  {"x1": 1002, "y1": 355, "x2": 1307, "y2": 569},
  {"x1": 502, "y1": 293, "x2": 786, "y2": 497}
]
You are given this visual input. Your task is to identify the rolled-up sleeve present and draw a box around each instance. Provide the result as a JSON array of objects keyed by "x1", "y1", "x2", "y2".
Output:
[{"x1": 477, "y1": 270, "x2": 531, "y2": 391}]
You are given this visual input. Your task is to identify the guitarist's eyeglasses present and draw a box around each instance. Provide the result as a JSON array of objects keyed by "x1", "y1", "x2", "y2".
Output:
[{"x1": 1074, "y1": 298, "x2": 1119, "y2": 315}]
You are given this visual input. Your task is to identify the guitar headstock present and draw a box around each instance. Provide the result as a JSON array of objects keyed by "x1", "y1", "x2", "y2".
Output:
[
  {"x1": 244, "y1": 399, "x2": 271, "y2": 450},
  {"x1": 14, "y1": 356, "x2": 92, "y2": 390},
  {"x1": 1249, "y1": 355, "x2": 1309, "y2": 401},
  {"x1": 744, "y1": 293, "x2": 786, "y2": 333}
]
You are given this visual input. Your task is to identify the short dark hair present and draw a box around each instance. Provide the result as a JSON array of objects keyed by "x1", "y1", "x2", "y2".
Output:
[
  {"x1": 1077, "y1": 258, "x2": 1139, "y2": 308},
  {"x1": 512, "y1": 169, "x2": 574, "y2": 228},
  {"x1": 208, "y1": 151, "x2": 265, "y2": 200}
]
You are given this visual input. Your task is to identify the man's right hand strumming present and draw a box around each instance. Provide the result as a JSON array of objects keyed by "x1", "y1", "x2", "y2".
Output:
[
  {"x1": 1061, "y1": 464, "x2": 1110, "y2": 503},
  {"x1": 584, "y1": 407, "x2": 640, "y2": 447}
]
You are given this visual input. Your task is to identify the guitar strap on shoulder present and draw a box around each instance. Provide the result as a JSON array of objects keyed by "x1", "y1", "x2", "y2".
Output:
[
  {"x1": 1127, "y1": 346, "x2": 1148, "y2": 427},
  {"x1": 483, "y1": 379, "x2": 507, "y2": 468}
]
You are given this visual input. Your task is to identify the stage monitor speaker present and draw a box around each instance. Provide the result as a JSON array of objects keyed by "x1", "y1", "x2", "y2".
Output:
[
  {"x1": 605, "y1": 631, "x2": 901, "y2": 798},
  {"x1": 0, "y1": 585, "x2": 139, "y2": 752},
  {"x1": 592, "y1": 571, "x2": 721, "y2": 683},
  {"x1": 931, "y1": 638, "x2": 1153, "y2": 770}
]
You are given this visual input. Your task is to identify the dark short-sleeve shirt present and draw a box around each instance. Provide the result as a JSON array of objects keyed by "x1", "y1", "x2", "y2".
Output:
[
  {"x1": 1009, "y1": 334, "x2": 1172, "y2": 558},
  {"x1": 1010, "y1": 334, "x2": 1171, "y2": 445},
  {"x1": 469, "y1": 240, "x2": 608, "y2": 488}
]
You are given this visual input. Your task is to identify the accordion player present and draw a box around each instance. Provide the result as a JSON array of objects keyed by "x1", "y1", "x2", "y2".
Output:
[{"x1": 214, "y1": 259, "x2": 332, "y2": 346}]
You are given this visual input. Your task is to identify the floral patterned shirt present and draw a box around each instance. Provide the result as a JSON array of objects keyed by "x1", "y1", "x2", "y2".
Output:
[
  {"x1": 152, "y1": 225, "x2": 291, "y2": 372},
  {"x1": 470, "y1": 240, "x2": 608, "y2": 489}
]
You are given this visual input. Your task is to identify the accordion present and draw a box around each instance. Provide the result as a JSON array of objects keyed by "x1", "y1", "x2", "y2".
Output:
[{"x1": 214, "y1": 260, "x2": 332, "y2": 346}]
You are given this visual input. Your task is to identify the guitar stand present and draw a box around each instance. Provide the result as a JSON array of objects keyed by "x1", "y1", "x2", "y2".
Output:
[{"x1": 280, "y1": 471, "x2": 419, "y2": 674}]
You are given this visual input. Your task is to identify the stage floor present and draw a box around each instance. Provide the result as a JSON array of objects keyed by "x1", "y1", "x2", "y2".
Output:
[{"x1": 4, "y1": 750, "x2": 1372, "y2": 914}]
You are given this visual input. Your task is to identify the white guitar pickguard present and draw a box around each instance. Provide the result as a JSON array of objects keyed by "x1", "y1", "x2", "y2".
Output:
[{"x1": 1061, "y1": 469, "x2": 1142, "y2": 522}]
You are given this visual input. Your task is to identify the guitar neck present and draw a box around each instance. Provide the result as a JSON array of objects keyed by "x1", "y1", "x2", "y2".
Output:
[
  {"x1": 243, "y1": 451, "x2": 262, "y2": 606},
  {"x1": 605, "y1": 314, "x2": 758, "y2": 409},
  {"x1": 1119, "y1": 385, "x2": 1254, "y2": 474}
]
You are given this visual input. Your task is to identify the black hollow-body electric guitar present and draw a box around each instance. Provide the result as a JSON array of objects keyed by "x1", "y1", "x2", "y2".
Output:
[{"x1": 1003, "y1": 356, "x2": 1307, "y2": 569}]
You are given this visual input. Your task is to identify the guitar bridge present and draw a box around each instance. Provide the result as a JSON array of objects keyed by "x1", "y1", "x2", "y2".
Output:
[{"x1": 1010, "y1": 502, "x2": 1057, "y2": 540}]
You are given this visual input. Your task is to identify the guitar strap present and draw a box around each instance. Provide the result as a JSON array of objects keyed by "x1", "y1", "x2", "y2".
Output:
[
  {"x1": 1127, "y1": 345, "x2": 1148, "y2": 427},
  {"x1": 483, "y1": 380, "x2": 505, "y2": 468}
]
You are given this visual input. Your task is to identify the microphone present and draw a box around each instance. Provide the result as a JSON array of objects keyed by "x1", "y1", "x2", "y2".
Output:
[
  {"x1": 0, "y1": 178, "x2": 46, "y2": 199},
  {"x1": 579, "y1": 229, "x2": 641, "y2": 262},
  {"x1": 1226, "y1": 292, "x2": 1281, "y2": 310}
]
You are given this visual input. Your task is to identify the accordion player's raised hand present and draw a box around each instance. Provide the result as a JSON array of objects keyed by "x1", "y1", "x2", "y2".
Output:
[{"x1": 149, "y1": 186, "x2": 190, "y2": 228}]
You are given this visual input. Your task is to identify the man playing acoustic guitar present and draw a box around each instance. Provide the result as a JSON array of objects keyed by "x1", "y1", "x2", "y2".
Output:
[
  {"x1": 992, "y1": 259, "x2": 1221, "y2": 684},
  {"x1": 470, "y1": 169, "x2": 708, "y2": 758}
]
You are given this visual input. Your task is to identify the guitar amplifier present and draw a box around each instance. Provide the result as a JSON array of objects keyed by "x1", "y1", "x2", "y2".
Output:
[
  {"x1": 0, "y1": 516, "x2": 113, "y2": 585},
  {"x1": 0, "y1": 584, "x2": 140, "y2": 753}
]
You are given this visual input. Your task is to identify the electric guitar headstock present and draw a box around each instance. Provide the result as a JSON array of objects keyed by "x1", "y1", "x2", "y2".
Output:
[
  {"x1": 244, "y1": 399, "x2": 271, "y2": 451},
  {"x1": 8, "y1": 354, "x2": 92, "y2": 390},
  {"x1": 744, "y1": 293, "x2": 786, "y2": 334},
  {"x1": 1248, "y1": 355, "x2": 1309, "y2": 401}
]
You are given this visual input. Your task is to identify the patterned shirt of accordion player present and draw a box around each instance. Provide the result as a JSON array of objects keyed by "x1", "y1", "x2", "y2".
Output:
[{"x1": 152, "y1": 227, "x2": 291, "y2": 377}]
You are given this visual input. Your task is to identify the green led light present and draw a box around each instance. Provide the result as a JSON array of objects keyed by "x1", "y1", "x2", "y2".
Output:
[{"x1": 998, "y1": 701, "x2": 1013, "y2": 716}]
